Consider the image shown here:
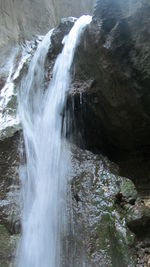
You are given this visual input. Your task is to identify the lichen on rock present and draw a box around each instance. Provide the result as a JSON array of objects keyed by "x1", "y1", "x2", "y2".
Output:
[{"x1": 69, "y1": 146, "x2": 137, "y2": 266}]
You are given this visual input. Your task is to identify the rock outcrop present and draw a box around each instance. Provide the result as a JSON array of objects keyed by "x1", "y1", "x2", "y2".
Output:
[
  {"x1": 46, "y1": 14, "x2": 150, "y2": 265},
  {"x1": 0, "y1": 0, "x2": 94, "y2": 47},
  {"x1": 0, "y1": 0, "x2": 94, "y2": 70},
  {"x1": 68, "y1": 0, "x2": 150, "y2": 160},
  {"x1": 69, "y1": 146, "x2": 137, "y2": 267},
  {"x1": 66, "y1": 145, "x2": 150, "y2": 267},
  {"x1": 0, "y1": 132, "x2": 20, "y2": 266}
]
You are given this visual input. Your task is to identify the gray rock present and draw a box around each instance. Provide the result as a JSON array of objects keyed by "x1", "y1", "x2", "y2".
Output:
[
  {"x1": 67, "y1": 0, "x2": 150, "y2": 162},
  {"x1": 66, "y1": 146, "x2": 136, "y2": 266},
  {"x1": 0, "y1": 0, "x2": 94, "y2": 46},
  {"x1": 48, "y1": 17, "x2": 77, "y2": 61},
  {"x1": 0, "y1": 224, "x2": 19, "y2": 267},
  {"x1": 0, "y1": 0, "x2": 94, "y2": 66},
  {"x1": 126, "y1": 205, "x2": 150, "y2": 235},
  {"x1": 0, "y1": 132, "x2": 20, "y2": 234}
]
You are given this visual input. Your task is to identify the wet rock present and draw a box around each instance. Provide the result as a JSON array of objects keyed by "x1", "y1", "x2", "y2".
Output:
[
  {"x1": 45, "y1": 17, "x2": 77, "y2": 86},
  {"x1": 118, "y1": 178, "x2": 138, "y2": 205},
  {"x1": 0, "y1": 132, "x2": 20, "y2": 234},
  {"x1": 0, "y1": 6, "x2": 150, "y2": 266},
  {"x1": 68, "y1": 146, "x2": 136, "y2": 266},
  {"x1": 0, "y1": 224, "x2": 19, "y2": 266},
  {"x1": 0, "y1": 0, "x2": 94, "y2": 52},
  {"x1": 0, "y1": 77, "x2": 5, "y2": 91},
  {"x1": 67, "y1": 0, "x2": 150, "y2": 162},
  {"x1": 126, "y1": 205, "x2": 150, "y2": 235},
  {"x1": 0, "y1": 130, "x2": 21, "y2": 265},
  {"x1": 48, "y1": 17, "x2": 77, "y2": 60},
  {"x1": 0, "y1": 42, "x2": 35, "y2": 141}
]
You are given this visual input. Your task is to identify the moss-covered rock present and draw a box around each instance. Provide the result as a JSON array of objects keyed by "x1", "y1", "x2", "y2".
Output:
[
  {"x1": 126, "y1": 205, "x2": 150, "y2": 235},
  {"x1": 91, "y1": 212, "x2": 135, "y2": 267},
  {"x1": 69, "y1": 146, "x2": 137, "y2": 266},
  {"x1": 119, "y1": 178, "x2": 138, "y2": 203}
]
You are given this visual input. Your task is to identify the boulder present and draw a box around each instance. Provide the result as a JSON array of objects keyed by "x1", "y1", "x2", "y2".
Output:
[
  {"x1": 67, "y1": 146, "x2": 137, "y2": 266},
  {"x1": 126, "y1": 205, "x2": 150, "y2": 235}
]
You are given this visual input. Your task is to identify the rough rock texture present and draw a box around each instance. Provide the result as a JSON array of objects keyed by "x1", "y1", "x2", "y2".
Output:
[
  {"x1": 0, "y1": 0, "x2": 94, "y2": 86},
  {"x1": 0, "y1": 38, "x2": 37, "y2": 141},
  {"x1": 0, "y1": 0, "x2": 94, "y2": 47},
  {"x1": 48, "y1": 17, "x2": 77, "y2": 60},
  {"x1": 0, "y1": 132, "x2": 20, "y2": 266},
  {"x1": 0, "y1": 0, "x2": 94, "y2": 69},
  {"x1": 56, "y1": 1, "x2": 150, "y2": 264},
  {"x1": 1, "y1": 2, "x2": 150, "y2": 265},
  {"x1": 0, "y1": 132, "x2": 20, "y2": 234},
  {"x1": 0, "y1": 224, "x2": 19, "y2": 266},
  {"x1": 68, "y1": 146, "x2": 150, "y2": 266},
  {"x1": 64, "y1": 1, "x2": 150, "y2": 226},
  {"x1": 68, "y1": 0, "x2": 150, "y2": 159}
]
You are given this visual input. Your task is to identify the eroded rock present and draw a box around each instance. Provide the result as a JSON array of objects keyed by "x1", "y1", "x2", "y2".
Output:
[
  {"x1": 0, "y1": 224, "x2": 19, "y2": 266},
  {"x1": 67, "y1": 0, "x2": 150, "y2": 161},
  {"x1": 68, "y1": 146, "x2": 138, "y2": 266},
  {"x1": 0, "y1": 132, "x2": 20, "y2": 234}
]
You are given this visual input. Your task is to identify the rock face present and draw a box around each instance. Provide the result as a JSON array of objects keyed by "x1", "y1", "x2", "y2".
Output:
[
  {"x1": 45, "y1": 18, "x2": 150, "y2": 266},
  {"x1": 66, "y1": 1, "x2": 150, "y2": 225},
  {"x1": 69, "y1": 146, "x2": 136, "y2": 267},
  {"x1": 0, "y1": 132, "x2": 20, "y2": 266},
  {"x1": 0, "y1": 0, "x2": 94, "y2": 63},
  {"x1": 0, "y1": 0, "x2": 94, "y2": 98},
  {"x1": 68, "y1": 0, "x2": 150, "y2": 160},
  {"x1": 1, "y1": 2, "x2": 150, "y2": 265},
  {"x1": 68, "y1": 146, "x2": 150, "y2": 267},
  {"x1": 0, "y1": 224, "x2": 18, "y2": 267},
  {"x1": 0, "y1": 132, "x2": 20, "y2": 233}
]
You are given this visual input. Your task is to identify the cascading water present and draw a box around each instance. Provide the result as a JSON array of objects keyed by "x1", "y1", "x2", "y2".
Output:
[{"x1": 17, "y1": 15, "x2": 92, "y2": 267}]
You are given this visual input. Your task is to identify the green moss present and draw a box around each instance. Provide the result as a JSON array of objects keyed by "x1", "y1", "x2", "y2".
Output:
[
  {"x1": 92, "y1": 213, "x2": 135, "y2": 267},
  {"x1": 119, "y1": 178, "x2": 137, "y2": 201},
  {"x1": 71, "y1": 150, "x2": 137, "y2": 266}
]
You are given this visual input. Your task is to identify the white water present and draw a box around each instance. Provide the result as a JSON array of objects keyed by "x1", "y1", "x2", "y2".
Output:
[
  {"x1": 0, "y1": 43, "x2": 33, "y2": 140},
  {"x1": 17, "y1": 15, "x2": 92, "y2": 267},
  {"x1": 0, "y1": 35, "x2": 42, "y2": 140}
]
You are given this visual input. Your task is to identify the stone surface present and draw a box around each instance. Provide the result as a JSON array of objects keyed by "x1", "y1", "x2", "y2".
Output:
[
  {"x1": 0, "y1": 132, "x2": 20, "y2": 234},
  {"x1": 0, "y1": 0, "x2": 94, "y2": 67},
  {"x1": 0, "y1": 0, "x2": 94, "y2": 91},
  {"x1": 0, "y1": 224, "x2": 19, "y2": 267},
  {"x1": 0, "y1": 3, "x2": 150, "y2": 265},
  {"x1": 126, "y1": 205, "x2": 150, "y2": 235},
  {"x1": 66, "y1": 0, "x2": 150, "y2": 161},
  {"x1": 67, "y1": 146, "x2": 137, "y2": 266},
  {"x1": 0, "y1": 39, "x2": 36, "y2": 141},
  {"x1": 48, "y1": 17, "x2": 77, "y2": 61},
  {"x1": 0, "y1": 130, "x2": 20, "y2": 266},
  {"x1": 0, "y1": 0, "x2": 94, "y2": 47}
]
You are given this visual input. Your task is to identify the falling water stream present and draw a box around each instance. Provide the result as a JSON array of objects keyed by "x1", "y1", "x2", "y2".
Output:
[{"x1": 17, "y1": 15, "x2": 92, "y2": 267}]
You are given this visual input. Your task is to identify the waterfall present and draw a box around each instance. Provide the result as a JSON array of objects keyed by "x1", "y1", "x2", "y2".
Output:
[{"x1": 17, "y1": 15, "x2": 92, "y2": 267}]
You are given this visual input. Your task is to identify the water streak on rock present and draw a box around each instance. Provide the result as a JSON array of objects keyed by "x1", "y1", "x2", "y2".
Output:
[{"x1": 17, "y1": 15, "x2": 92, "y2": 267}]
